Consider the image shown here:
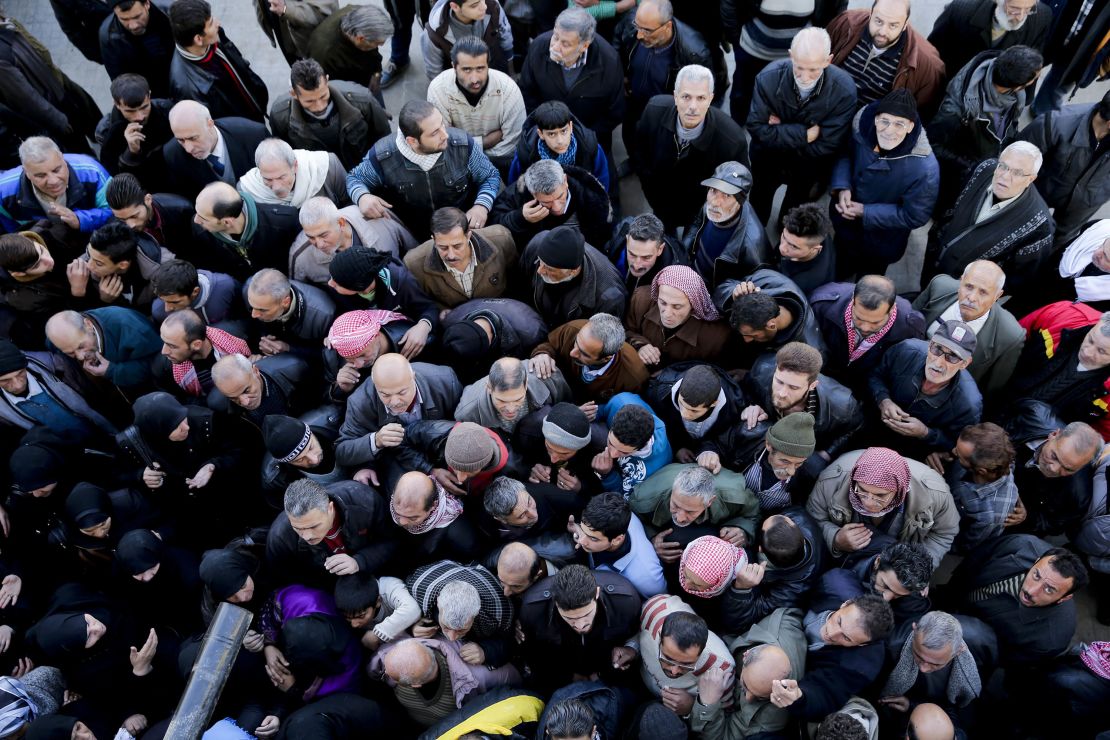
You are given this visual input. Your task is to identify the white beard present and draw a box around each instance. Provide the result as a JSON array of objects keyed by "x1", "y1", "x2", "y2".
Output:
[{"x1": 994, "y1": 4, "x2": 1027, "y2": 31}]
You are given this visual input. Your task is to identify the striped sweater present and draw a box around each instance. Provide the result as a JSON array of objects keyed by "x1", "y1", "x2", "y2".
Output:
[{"x1": 637, "y1": 594, "x2": 736, "y2": 702}]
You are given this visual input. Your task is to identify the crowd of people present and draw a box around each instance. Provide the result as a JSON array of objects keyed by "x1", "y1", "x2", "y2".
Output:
[{"x1": 0, "y1": 0, "x2": 1106, "y2": 737}]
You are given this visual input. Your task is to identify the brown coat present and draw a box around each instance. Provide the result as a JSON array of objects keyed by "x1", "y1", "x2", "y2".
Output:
[
  {"x1": 404, "y1": 225, "x2": 518, "y2": 309},
  {"x1": 532, "y1": 319, "x2": 650, "y2": 403},
  {"x1": 828, "y1": 9, "x2": 946, "y2": 115},
  {"x1": 624, "y1": 287, "x2": 737, "y2": 368}
]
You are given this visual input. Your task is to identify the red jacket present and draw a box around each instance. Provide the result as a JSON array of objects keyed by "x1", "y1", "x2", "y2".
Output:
[{"x1": 1020, "y1": 301, "x2": 1110, "y2": 439}]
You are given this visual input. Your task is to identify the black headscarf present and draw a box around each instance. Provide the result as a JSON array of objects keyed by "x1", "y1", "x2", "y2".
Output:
[
  {"x1": 64, "y1": 483, "x2": 112, "y2": 531},
  {"x1": 28, "y1": 613, "x2": 87, "y2": 658},
  {"x1": 199, "y1": 548, "x2": 257, "y2": 602},
  {"x1": 132, "y1": 392, "x2": 189, "y2": 441},
  {"x1": 115, "y1": 529, "x2": 163, "y2": 575},
  {"x1": 282, "y1": 613, "x2": 350, "y2": 678},
  {"x1": 9, "y1": 443, "x2": 63, "y2": 493}
]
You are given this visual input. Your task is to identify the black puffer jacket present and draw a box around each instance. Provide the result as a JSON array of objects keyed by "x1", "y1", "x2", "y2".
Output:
[
  {"x1": 721, "y1": 506, "x2": 826, "y2": 633},
  {"x1": 268, "y1": 80, "x2": 391, "y2": 171},
  {"x1": 714, "y1": 267, "x2": 828, "y2": 356},
  {"x1": 644, "y1": 361, "x2": 745, "y2": 457},
  {"x1": 265, "y1": 480, "x2": 396, "y2": 588}
]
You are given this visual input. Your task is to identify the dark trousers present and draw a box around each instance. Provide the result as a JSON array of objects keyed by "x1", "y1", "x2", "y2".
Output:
[
  {"x1": 729, "y1": 47, "x2": 772, "y2": 126},
  {"x1": 749, "y1": 150, "x2": 833, "y2": 226}
]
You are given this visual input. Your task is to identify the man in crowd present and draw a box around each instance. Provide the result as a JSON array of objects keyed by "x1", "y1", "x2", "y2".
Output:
[
  {"x1": 827, "y1": 0, "x2": 945, "y2": 111},
  {"x1": 154, "y1": 308, "x2": 249, "y2": 400},
  {"x1": 404, "y1": 206, "x2": 516, "y2": 311},
  {"x1": 530, "y1": 314, "x2": 648, "y2": 404},
  {"x1": 508, "y1": 101, "x2": 610, "y2": 191},
  {"x1": 634, "y1": 65, "x2": 748, "y2": 233},
  {"x1": 192, "y1": 182, "x2": 303, "y2": 282},
  {"x1": 237, "y1": 138, "x2": 350, "y2": 209},
  {"x1": 100, "y1": 0, "x2": 176, "y2": 98},
  {"x1": 245, "y1": 268, "x2": 336, "y2": 364},
  {"x1": 491, "y1": 159, "x2": 613, "y2": 253},
  {"x1": 421, "y1": 0, "x2": 514, "y2": 80},
  {"x1": 426, "y1": 37, "x2": 525, "y2": 176},
  {"x1": 867, "y1": 321, "x2": 984, "y2": 457},
  {"x1": 45, "y1": 307, "x2": 162, "y2": 393},
  {"x1": 927, "y1": 0, "x2": 1051, "y2": 82},
  {"x1": 683, "y1": 162, "x2": 771, "y2": 284},
  {"x1": 520, "y1": 226, "x2": 626, "y2": 327},
  {"x1": 912, "y1": 261, "x2": 1024, "y2": 402},
  {"x1": 608, "y1": 213, "x2": 686, "y2": 295},
  {"x1": 747, "y1": 28, "x2": 858, "y2": 223},
  {"x1": 106, "y1": 174, "x2": 197, "y2": 257},
  {"x1": 456, "y1": 356, "x2": 570, "y2": 437},
  {"x1": 645, "y1": 363, "x2": 745, "y2": 471},
  {"x1": 0, "y1": 137, "x2": 112, "y2": 234},
  {"x1": 168, "y1": 0, "x2": 269, "y2": 121},
  {"x1": 773, "y1": 204, "x2": 835, "y2": 297},
  {"x1": 269, "y1": 59, "x2": 391, "y2": 172},
  {"x1": 94, "y1": 74, "x2": 174, "y2": 190},
  {"x1": 347, "y1": 99, "x2": 501, "y2": 239},
  {"x1": 519, "y1": 9, "x2": 624, "y2": 151},
  {"x1": 162, "y1": 100, "x2": 269, "y2": 201}
]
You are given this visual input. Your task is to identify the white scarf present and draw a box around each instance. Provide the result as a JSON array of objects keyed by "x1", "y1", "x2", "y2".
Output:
[
  {"x1": 1059, "y1": 219, "x2": 1110, "y2": 302},
  {"x1": 237, "y1": 149, "x2": 333, "y2": 208},
  {"x1": 396, "y1": 130, "x2": 443, "y2": 172}
]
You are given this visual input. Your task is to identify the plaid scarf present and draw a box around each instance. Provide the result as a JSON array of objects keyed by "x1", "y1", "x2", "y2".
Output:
[
  {"x1": 326, "y1": 309, "x2": 408, "y2": 358},
  {"x1": 391, "y1": 480, "x2": 463, "y2": 534},
  {"x1": 849, "y1": 447, "x2": 910, "y2": 517},
  {"x1": 171, "y1": 327, "x2": 250, "y2": 396},
  {"x1": 844, "y1": 301, "x2": 898, "y2": 363},
  {"x1": 679, "y1": 536, "x2": 747, "y2": 598},
  {"x1": 539, "y1": 135, "x2": 578, "y2": 170}
]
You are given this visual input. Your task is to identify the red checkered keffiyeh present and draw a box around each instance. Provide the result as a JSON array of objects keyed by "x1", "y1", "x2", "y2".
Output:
[
  {"x1": 850, "y1": 447, "x2": 910, "y2": 516},
  {"x1": 679, "y1": 535, "x2": 747, "y2": 598},
  {"x1": 844, "y1": 300, "x2": 898, "y2": 363},
  {"x1": 172, "y1": 327, "x2": 250, "y2": 396},
  {"x1": 326, "y1": 309, "x2": 408, "y2": 358},
  {"x1": 1081, "y1": 641, "x2": 1110, "y2": 680},
  {"x1": 651, "y1": 266, "x2": 720, "y2": 321},
  {"x1": 390, "y1": 480, "x2": 463, "y2": 534}
]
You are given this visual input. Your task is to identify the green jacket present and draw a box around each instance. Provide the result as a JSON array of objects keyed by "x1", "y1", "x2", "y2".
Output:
[
  {"x1": 629, "y1": 463, "x2": 760, "y2": 541},
  {"x1": 690, "y1": 608, "x2": 808, "y2": 740}
]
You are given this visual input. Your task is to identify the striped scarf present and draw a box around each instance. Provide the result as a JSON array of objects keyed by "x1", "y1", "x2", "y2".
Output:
[
  {"x1": 844, "y1": 302, "x2": 898, "y2": 363},
  {"x1": 744, "y1": 449, "x2": 791, "y2": 512},
  {"x1": 171, "y1": 327, "x2": 250, "y2": 396},
  {"x1": 391, "y1": 481, "x2": 463, "y2": 534},
  {"x1": 970, "y1": 573, "x2": 1023, "y2": 603}
]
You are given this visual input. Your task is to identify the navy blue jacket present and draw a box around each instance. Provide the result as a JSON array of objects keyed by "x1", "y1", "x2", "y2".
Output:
[
  {"x1": 868, "y1": 338, "x2": 983, "y2": 452},
  {"x1": 747, "y1": 59, "x2": 857, "y2": 162}
]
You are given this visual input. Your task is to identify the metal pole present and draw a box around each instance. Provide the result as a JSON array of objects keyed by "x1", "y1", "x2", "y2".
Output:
[{"x1": 165, "y1": 602, "x2": 253, "y2": 740}]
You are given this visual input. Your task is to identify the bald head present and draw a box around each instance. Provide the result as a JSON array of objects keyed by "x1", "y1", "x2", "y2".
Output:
[
  {"x1": 392, "y1": 471, "x2": 437, "y2": 529},
  {"x1": 382, "y1": 640, "x2": 438, "y2": 687},
  {"x1": 497, "y1": 542, "x2": 540, "y2": 596},
  {"x1": 906, "y1": 703, "x2": 955, "y2": 740},
  {"x1": 169, "y1": 101, "x2": 218, "y2": 160},
  {"x1": 869, "y1": 0, "x2": 911, "y2": 48},
  {"x1": 371, "y1": 353, "x2": 418, "y2": 415},
  {"x1": 195, "y1": 182, "x2": 244, "y2": 235},
  {"x1": 740, "y1": 644, "x2": 791, "y2": 702},
  {"x1": 46, "y1": 311, "x2": 95, "y2": 361},
  {"x1": 212, "y1": 354, "x2": 254, "y2": 389}
]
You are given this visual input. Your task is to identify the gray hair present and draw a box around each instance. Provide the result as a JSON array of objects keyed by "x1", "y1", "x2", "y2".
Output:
[
  {"x1": 1059, "y1": 421, "x2": 1104, "y2": 460},
  {"x1": 1099, "y1": 312, "x2": 1110, "y2": 338},
  {"x1": 488, "y1": 357, "x2": 527, "y2": 392},
  {"x1": 673, "y1": 466, "x2": 716, "y2": 504},
  {"x1": 247, "y1": 268, "x2": 292, "y2": 302},
  {"x1": 555, "y1": 7, "x2": 596, "y2": 45},
  {"x1": 915, "y1": 611, "x2": 962, "y2": 653},
  {"x1": 790, "y1": 27, "x2": 831, "y2": 57},
  {"x1": 255, "y1": 138, "x2": 296, "y2": 168},
  {"x1": 961, "y1": 260, "x2": 1006, "y2": 292},
  {"x1": 211, "y1": 353, "x2": 254, "y2": 385},
  {"x1": 299, "y1": 196, "x2": 341, "y2": 228},
  {"x1": 437, "y1": 581, "x2": 481, "y2": 628},
  {"x1": 340, "y1": 4, "x2": 393, "y2": 42},
  {"x1": 284, "y1": 479, "x2": 330, "y2": 517},
  {"x1": 18, "y1": 136, "x2": 61, "y2": 166},
  {"x1": 586, "y1": 313, "x2": 625, "y2": 356},
  {"x1": 484, "y1": 476, "x2": 525, "y2": 520},
  {"x1": 1000, "y1": 140, "x2": 1043, "y2": 175},
  {"x1": 523, "y1": 159, "x2": 565, "y2": 196},
  {"x1": 675, "y1": 64, "x2": 714, "y2": 95}
]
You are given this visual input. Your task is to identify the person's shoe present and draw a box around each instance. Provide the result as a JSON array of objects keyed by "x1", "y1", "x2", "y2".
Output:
[{"x1": 381, "y1": 60, "x2": 408, "y2": 89}]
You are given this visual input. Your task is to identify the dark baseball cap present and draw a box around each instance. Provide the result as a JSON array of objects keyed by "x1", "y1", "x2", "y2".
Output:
[
  {"x1": 701, "y1": 161, "x2": 753, "y2": 196},
  {"x1": 932, "y1": 320, "x2": 977, "y2": 361}
]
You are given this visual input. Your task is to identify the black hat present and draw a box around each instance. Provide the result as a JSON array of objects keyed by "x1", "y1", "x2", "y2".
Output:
[
  {"x1": 442, "y1": 320, "x2": 491, "y2": 360},
  {"x1": 282, "y1": 613, "x2": 350, "y2": 677},
  {"x1": 263, "y1": 415, "x2": 313, "y2": 463},
  {"x1": 199, "y1": 548, "x2": 257, "y2": 602},
  {"x1": 875, "y1": 88, "x2": 918, "y2": 121},
  {"x1": 329, "y1": 247, "x2": 392, "y2": 292},
  {"x1": 701, "y1": 161, "x2": 753, "y2": 196},
  {"x1": 115, "y1": 529, "x2": 163, "y2": 576},
  {"x1": 535, "y1": 226, "x2": 585, "y2": 270},
  {"x1": 0, "y1": 340, "x2": 26, "y2": 376}
]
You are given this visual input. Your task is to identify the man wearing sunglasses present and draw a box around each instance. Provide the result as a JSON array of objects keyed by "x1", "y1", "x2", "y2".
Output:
[
  {"x1": 634, "y1": 596, "x2": 734, "y2": 724},
  {"x1": 868, "y1": 320, "x2": 983, "y2": 458}
]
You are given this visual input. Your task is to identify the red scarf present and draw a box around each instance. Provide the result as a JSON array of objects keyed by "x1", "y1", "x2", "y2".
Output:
[
  {"x1": 844, "y1": 302, "x2": 898, "y2": 363},
  {"x1": 171, "y1": 327, "x2": 250, "y2": 396}
]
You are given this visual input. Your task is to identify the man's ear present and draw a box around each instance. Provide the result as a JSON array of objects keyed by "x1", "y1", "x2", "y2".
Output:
[
  {"x1": 610, "y1": 533, "x2": 627, "y2": 550},
  {"x1": 116, "y1": 260, "x2": 132, "y2": 273},
  {"x1": 1059, "y1": 593, "x2": 1074, "y2": 603}
]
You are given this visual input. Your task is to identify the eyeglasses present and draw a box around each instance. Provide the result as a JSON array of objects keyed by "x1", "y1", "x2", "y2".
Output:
[
  {"x1": 927, "y1": 342, "x2": 963, "y2": 364},
  {"x1": 996, "y1": 161, "x2": 1033, "y2": 178},
  {"x1": 875, "y1": 117, "x2": 911, "y2": 131},
  {"x1": 658, "y1": 653, "x2": 698, "y2": 673},
  {"x1": 634, "y1": 21, "x2": 668, "y2": 34},
  {"x1": 850, "y1": 483, "x2": 894, "y2": 504}
]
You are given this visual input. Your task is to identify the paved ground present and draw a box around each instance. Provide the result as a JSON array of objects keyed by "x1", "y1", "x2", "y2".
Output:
[{"x1": 8, "y1": 0, "x2": 1110, "y2": 643}]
